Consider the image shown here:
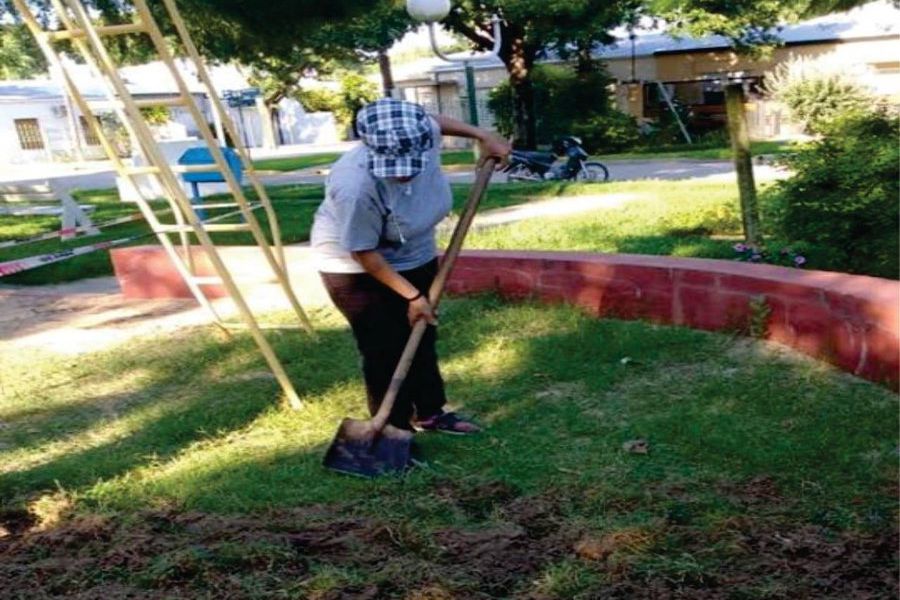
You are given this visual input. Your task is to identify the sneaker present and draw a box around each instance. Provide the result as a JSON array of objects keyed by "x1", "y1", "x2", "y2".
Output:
[{"x1": 414, "y1": 411, "x2": 481, "y2": 435}]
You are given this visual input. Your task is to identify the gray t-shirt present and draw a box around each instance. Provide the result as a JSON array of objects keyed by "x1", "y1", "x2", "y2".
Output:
[{"x1": 310, "y1": 118, "x2": 452, "y2": 273}]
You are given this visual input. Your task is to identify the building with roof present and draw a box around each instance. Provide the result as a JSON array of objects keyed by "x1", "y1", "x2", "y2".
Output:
[
  {"x1": 393, "y1": 1, "x2": 900, "y2": 141},
  {"x1": 0, "y1": 79, "x2": 108, "y2": 164},
  {"x1": 0, "y1": 60, "x2": 338, "y2": 165}
]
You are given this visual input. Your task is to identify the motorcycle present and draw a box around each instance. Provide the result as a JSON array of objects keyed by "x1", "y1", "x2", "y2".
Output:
[{"x1": 503, "y1": 136, "x2": 609, "y2": 183}]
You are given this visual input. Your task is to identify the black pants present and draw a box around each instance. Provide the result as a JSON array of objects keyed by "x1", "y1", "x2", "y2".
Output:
[{"x1": 320, "y1": 258, "x2": 446, "y2": 430}]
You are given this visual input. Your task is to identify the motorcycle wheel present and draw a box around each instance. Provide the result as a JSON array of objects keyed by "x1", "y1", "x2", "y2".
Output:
[
  {"x1": 577, "y1": 162, "x2": 610, "y2": 182},
  {"x1": 506, "y1": 164, "x2": 543, "y2": 183}
]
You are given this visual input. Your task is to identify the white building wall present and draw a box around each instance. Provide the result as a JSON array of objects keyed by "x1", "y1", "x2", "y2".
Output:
[
  {"x1": 222, "y1": 98, "x2": 338, "y2": 147},
  {"x1": 274, "y1": 100, "x2": 340, "y2": 145},
  {"x1": 0, "y1": 87, "x2": 341, "y2": 167},
  {"x1": 0, "y1": 100, "x2": 105, "y2": 164}
]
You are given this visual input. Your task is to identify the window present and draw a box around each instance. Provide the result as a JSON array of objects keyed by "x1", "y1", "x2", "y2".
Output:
[
  {"x1": 79, "y1": 116, "x2": 100, "y2": 146},
  {"x1": 14, "y1": 118, "x2": 44, "y2": 150}
]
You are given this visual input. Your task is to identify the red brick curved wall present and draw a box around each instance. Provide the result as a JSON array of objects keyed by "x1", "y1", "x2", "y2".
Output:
[
  {"x1": 446, "y1": 251, "x2": 899, "y2": 390},
  {"x1": 111, "y1": 246, "x2": 899, "y2": 389}
]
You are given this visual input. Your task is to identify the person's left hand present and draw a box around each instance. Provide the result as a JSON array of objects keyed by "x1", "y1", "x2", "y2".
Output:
[{"x1": 477, "y1": 133, "x2": 512, "y2": 169}]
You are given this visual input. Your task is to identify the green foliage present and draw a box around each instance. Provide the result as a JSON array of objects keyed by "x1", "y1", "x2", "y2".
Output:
[
  {"x1": 249, "y1": 50, "x2": 336, "y2": 107},
  {"x1": 299, "y1": 73, "x2": 378, "y2": 139},
  {"x1": 338, "y1": 73, "x2": 379, "y2": 137},
  {"x1": 166, "y1": 0, "x2": 382, "y2": 62},
  {"x1": 572, "y1": 110, "x2": 641, "y2": 154},
  {"x1": 297, "y1": 88, "x2": 342, "y2": 114},
  {"x1": 488, "y1": 64, "x2": 640, "y2": 153},
  {"x1": 444, "y1": 0, "x2": 640, "y2": 146},
  {"x1": 314, "y1": 0, "x2": 414, "y2": 57},
  {"x1": 732, "y1": 242, "x2": 809, "y2": 269},
  {"x1": 0, "y1": 23, "x2": 46, "y2": 79},
  {"x1": 747, "y1": 296, "x2": 772, "y2": 339},
  {"x1": 766, "y1": 109, "x2": 899, "y2": 279},
  {"x1": 139, "y1": 106, "x2": 170, "y2": 126},
  {"x1": 648, "y1": 0, "x2": 872, "y2": 52},
  {"x1": 340, "y1": 73, "x2": 379, "y2": 117},
  {"x1": 762, "y1": 57, "x2": 874, "y2": 134}
]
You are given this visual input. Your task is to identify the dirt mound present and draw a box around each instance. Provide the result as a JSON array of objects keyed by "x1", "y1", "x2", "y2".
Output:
[{"x1": 0, "y1": 480, "x2": 896, "y2": 599}]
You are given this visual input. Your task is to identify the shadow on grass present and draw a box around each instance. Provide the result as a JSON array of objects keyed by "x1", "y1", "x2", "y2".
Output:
[
  {"x1": 0, "y1": 297, "x2": 896, "y2": 598},
  {"x1": 1, "y1": 297, "x2": 896, "y2": 523},
  {"x1": 0, "y1": 320, "x2": 362, "y2": 505}
]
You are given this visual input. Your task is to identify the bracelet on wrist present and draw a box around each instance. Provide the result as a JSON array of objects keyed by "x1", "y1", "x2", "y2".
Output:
[{"x1": 406, "y1": 291, "x2": 424, "y2": 302}]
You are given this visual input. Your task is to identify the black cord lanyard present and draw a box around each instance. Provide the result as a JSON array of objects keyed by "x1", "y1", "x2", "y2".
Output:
[{"x1": 371, "y1": 177, "x2": 407, "y2": 247}]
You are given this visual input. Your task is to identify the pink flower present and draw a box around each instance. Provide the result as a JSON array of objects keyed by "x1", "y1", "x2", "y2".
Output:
[{"x1": 794, "y1": 255, "x2": 807, "y2": 266}]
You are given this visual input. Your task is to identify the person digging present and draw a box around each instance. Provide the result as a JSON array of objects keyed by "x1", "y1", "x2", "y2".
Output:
[{"x1": 312, "y1": 98, "x2": 509, "y2": 474}]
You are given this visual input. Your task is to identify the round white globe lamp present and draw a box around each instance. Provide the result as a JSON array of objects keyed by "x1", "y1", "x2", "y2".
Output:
[
  {"x1": 405, "y1": 0, "x2": 501, "y2": 129},
  {"x1": 406, "y1": 0, "x2": 451, "y2": 23}
]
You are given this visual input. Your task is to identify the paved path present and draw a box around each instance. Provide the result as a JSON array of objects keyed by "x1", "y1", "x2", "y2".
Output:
[
  {"x1": 0, "y1": 187, "x2": 652, "y2": 356},
  {"x1": 0, "y1": 151, "x2": 784, "y2": 356},
  {"x1": 0, "y1": 157, "x2": 788, "y2": 191}
]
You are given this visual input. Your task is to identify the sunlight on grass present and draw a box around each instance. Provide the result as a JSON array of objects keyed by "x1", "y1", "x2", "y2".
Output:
[
  {"x1": 0, "y1": 298, "x2": 895, "y2": 534},
  {"x1": 449, "y1": 179, "x2": 788, "y2": 266}
]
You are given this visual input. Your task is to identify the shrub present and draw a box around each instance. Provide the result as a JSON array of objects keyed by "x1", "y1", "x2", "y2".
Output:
[
  {"x1": 339, "y1": 72, "x2": 379, "y2": 127},
  {"x1": 762, "y1": 57, "x2": 874, "y2": 134},
  {"x1": 765, "y1": 109, "x2": 899, "y2": 279},
  {"x1": 487, "y1": 64, "x2": 640, "y2": 152},
  {"x1": 571, "y1": 110, "x2": 641, "y2": 153},
  {"x1": 298, "y1": 87, "x2": 342, "y2": 114},
  {"x1": 139, "y1": 106, "x2": 170, "y2": 126},
  {"x1": 298, "y1": 73, "x2": 378, "y2": 140}
]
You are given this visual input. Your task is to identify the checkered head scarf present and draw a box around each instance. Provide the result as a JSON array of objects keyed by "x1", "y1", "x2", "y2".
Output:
[{"x1": 356, "y1": 98, "x2": 434, "y2": 178}]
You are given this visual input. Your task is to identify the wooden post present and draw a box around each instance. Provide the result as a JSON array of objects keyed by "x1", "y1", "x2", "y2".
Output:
[{"x1": 725, "y1": 82, "x2": 761, "y2": 246}]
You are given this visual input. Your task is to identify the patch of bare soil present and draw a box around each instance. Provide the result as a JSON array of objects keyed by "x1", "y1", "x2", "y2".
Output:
[{"x1": 0, "y1": 480, "x2": 896, "y2": 599}]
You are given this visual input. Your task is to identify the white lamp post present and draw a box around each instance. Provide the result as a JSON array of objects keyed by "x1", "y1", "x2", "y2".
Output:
[{"x1": 405, "y1": 0, "x2": 502, "y2": 127}]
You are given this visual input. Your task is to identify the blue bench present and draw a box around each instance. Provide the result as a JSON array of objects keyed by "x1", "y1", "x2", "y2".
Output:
[{"x1": 177, "y1": 146, "x2": 243, "y2": 220}]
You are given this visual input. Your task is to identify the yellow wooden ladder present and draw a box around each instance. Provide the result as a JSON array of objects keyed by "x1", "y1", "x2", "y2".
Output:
[{"x1": 13, "y1": 0, "x2": 314, "y2": 409}]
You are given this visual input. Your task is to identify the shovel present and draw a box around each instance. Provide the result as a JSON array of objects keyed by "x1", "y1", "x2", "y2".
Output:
[{"x1": 323, "y1": 158, "x2": 498, "y2": 477}]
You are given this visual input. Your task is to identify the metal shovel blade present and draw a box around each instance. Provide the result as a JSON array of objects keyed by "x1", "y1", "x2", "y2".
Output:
[{"x1": 322, "y1": 417, "x2": 414, "y2": 478}]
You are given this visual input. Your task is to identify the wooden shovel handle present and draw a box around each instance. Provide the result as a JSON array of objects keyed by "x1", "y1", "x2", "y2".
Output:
[{"x1": 371, "y1": 159, "x2": 497, "y2": 431}]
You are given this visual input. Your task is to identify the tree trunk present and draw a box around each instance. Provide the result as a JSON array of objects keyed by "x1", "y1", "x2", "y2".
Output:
[
  {"x1": 725, "y1": 83, "x2": 761, "y2": 245},
  {"x1": 574, "y1": 41, "x2": 597, "y2": 76},
  {"x1": 378, "y1": 48, "x2": 395, "y2": 99},
  {"x1": 505, "y1": 36, "x2": 536, "y2": 149},
  {"x1": 442, "y1": 16, "x2": 538, "y2": 147}
]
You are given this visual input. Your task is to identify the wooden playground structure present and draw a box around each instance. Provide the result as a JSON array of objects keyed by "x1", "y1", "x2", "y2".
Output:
[{"x1": 12, "y1": 0, "x2": 315, "y2": 409}]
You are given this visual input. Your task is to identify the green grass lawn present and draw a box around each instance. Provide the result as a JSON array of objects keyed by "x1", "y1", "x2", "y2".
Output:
[
  {"x1": 0, "y1": 181, "x2": 641, "y2": 285},
  {"x1": 449, "y1": 179, "x2": 809, "y2": 267},
  {"x1": 251, "y1": 153, "x2": 343, "y2": 172},
  {"x1": 251, "y1": 149, "x2": 476, "y2": 172},
  {"x1": 596, "y1": 140, "x2": 794, "y2": 161},
  {"x1": 0, "y1": 177, "x2": 868, "y2": 285},
  {"x1": 0, "y1": 185, "x2": 325, "y2": 285},
  {"x1": 248, "y1": 141, "x2": 793, "y2": 173},
  {"x1": 1, "y1": 298, "x2": 896, "y2": 597}
]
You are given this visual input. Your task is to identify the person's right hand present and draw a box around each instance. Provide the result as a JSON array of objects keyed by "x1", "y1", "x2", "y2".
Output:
[
  {"x1": 477, "y1": 133, "x2": 512, "y2": 170},
  {"x1": 408, "y1": 296, "x2": 438, "y2": 327}
]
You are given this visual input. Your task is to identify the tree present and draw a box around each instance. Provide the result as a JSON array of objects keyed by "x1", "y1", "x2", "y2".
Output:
[
  {"x1": 167, "y1": 0, "x2": 382, "y2": 61},
  {"x1": 648, "y1": 0, "x2": 876, "y2": 51},
  {"x1": 247, "y1": 51, "x2": 337, "y2": 111},
  {"x1": 0, "y1": 23, "x2": 46, "y2": 78},
  {"x1": 168, "y1": 0, "x2": 412, "y2": 146},
  {"x1": 647, "y1": 0, "x2": 874, "y2": 245},
  {"x1": 314, "y1": 1, "x2": 416, "y2": 98},
  {"x1": 443, "y1": 0, "x2": 641, "y2": 149}
]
